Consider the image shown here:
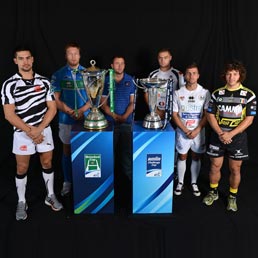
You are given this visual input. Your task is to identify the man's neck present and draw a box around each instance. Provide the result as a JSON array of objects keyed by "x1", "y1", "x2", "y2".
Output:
[
  {"x1": 160, "y1": 66, "x2": 171, "y2": 72},
  {"x1": 115, "y1": 72, "x2": 124, "y2": 82},
  {"x1": 186, "y1": 82, "x2": 198, "y2": 91},
  {"x1": 19, "y1": 70, "x2": 34, "y2": 80}
]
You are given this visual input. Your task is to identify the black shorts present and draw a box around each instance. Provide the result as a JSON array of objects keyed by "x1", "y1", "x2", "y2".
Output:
[{"x1": 206, "y1": 131, "x2": 249, "y2": 160}]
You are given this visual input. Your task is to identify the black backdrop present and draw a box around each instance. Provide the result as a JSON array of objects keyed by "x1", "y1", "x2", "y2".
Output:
[
  {"x1": 1, "y1": 2, "x2": 258, "y2": 258},
  {"x1": 0, "y1": 1, "x2": 258, "y2": 165}
]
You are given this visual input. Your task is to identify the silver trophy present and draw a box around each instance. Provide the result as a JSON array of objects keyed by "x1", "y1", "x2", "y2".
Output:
[
  {"x1": 134, "y1": 78, "x2": 167, "y2": 129},
  {"x1": 81, "y1": 60, "x2": 109, "y2": 130}
]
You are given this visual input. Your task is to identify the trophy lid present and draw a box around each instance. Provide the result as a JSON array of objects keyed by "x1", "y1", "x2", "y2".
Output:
[{"x1": 87, "y1": 60, "x2": 100, "y2": 72}]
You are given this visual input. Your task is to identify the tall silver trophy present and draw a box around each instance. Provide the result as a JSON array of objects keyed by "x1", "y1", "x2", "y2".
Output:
[
  {"x1": 134, "y1": 78, "x2": 167, "y2": 129},
  {"x1": 81, "y1": 60, "x2": 108, "y2": 130}
]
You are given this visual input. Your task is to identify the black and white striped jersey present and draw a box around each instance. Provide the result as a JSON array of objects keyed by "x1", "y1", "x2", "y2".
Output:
[{"x1": 1, "y1": 73, "x2": 55, "y2": 131}]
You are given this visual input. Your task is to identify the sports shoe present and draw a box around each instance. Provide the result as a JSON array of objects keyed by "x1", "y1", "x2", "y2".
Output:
[
  {"x1": 192, "y1": 183, "x2": 201, "y2": 197},
  {"x1": 203, "y1": 190, "x2": 219, "y2": 206},
  {"x1": 45, "y1": 194, "x2": 63, "y2": 211},
  {"x1": 174, "y1": 182, "x2": 183, "y2": 196},
  {"x1": 16, "y1": 201, "x2": 28, "y2": 221},
  {"x1": 227, "y1": 195, "x2": 238, "y2": 212},
  {"x1": 61, "y1": 182, "x2": 72, "y2": 196}
]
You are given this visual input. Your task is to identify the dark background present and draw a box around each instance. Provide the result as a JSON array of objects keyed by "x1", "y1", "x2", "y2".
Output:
[
  {"x1": 0, "y1": 0, "x2": 257, "y2": 164},
  {"x1": 0, "y1": 1, "x2": 258, "y2": 258}
]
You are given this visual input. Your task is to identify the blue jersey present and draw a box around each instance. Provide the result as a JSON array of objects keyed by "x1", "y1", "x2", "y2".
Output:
[
  {"x1": 51, "y1": 64, "x2": 89, "y2": 124},
  {"x1": 103, "y1": 73, "x2": 136, "y2": 124}
]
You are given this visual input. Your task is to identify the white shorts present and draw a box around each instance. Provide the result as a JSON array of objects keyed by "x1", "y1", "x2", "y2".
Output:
[
  {"x1": 59, "y1": 123, "x2": 72, "y2": 144},
  {"x1": 175, "y1": 128, "x2": 206, "y2": 154},
  {"x1": 13, "y1": 126, "x2": 54, "y2": 155}
]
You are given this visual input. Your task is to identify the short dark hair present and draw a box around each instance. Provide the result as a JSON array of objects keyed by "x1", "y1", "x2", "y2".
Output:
[
  {"x1": 111, "y1": 55, "x2": 125, "y2": 63},
  {"x1": 221, "y1": 60, "x2": 246, "y2": 83},
  {"x1": 157, "y1": 48, "x2": 172, "y2": 56},
  {"x1": 13, "y1": 45, "x2": 33, "y2": 58},
  {"x1": 185, "y1": 62, "x2": 199, "y2": 73},
  {"x1": 64, "y1": 42, "x2": 81, "y2": 53}
]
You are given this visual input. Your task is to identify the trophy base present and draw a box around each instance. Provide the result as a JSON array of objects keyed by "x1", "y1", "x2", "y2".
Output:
[
  {"x1": 143, "y1": 113, "x2": 163, "y2": 129},
  {"x1": 84, "y1": 109, "x2": 108, "y2": 130}
]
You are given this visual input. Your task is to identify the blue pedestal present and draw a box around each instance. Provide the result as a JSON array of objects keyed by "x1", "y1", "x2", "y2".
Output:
[
  {"x1": 132, "y1": 122, "x2": 175, "y2": 214},
  {"x1": 71, "y1": 123, "x2": 114, "y2": 214}
]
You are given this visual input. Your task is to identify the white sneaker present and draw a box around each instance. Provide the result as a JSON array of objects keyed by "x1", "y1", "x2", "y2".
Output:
[
  {"x1": 192, "y1": 183, "x2": 201, "y2": 196},
  {"x1": 174, "y1": 182, "x2": 183, "y2": 196},
  {"x1": 61, "y1": 182, "x2": 72, "y2": 196}
]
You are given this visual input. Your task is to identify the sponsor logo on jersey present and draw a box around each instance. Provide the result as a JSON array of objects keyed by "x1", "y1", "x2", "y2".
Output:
[
  {"x1": 188, "y1": 96, "x2": 195, "y2": 103},
  {"x1": 19, "y1": 145, "x2": 27, "y2": 151},
  {"x1": 240, "y1": 90, "x2": 247, "y2": 96},
  {"x1": 218, "y1": 104, "x2": 242, "y2": 116},
  {"x1": 34, "y1": 85, "x2": 42, "y2": 92},
  {"x1": 219, "y1": 118, "x2": 241, "y2": 127}
]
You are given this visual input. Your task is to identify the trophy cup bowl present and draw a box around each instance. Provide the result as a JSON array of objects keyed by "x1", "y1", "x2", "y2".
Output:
[
  {"x1": 135, "y1": 78, "x2": 167, "y2": 129},
  {"x1": 81, "y1": 60, "x2": 108, "y2": 130}
]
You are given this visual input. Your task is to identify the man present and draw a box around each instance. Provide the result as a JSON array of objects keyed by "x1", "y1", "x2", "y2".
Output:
[
  {"x1": 1, "y1": 45, "x2": 63, "y2": 220},
  {"x1": 145, "y1": 48, "x2": 185, "y2": 120},
  {"x1": 101, "y1": 55, "x2": 136, "y2": 211},
  {"x1": 51, "y1": 42, "x2": 91, "y2": 196},
  {"x1": 203, "y1": 60, "x2": 256, "y2": 212},
  {"x1": 173, "y1": 63, "x2": 210, "y2": 196}
]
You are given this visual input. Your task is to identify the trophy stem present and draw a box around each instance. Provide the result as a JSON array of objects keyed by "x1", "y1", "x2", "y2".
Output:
[
  {"x1": 84, "y1": 107, "x2": 108, "y2": 130},
  {"x1": 143, "y1": 112, "x2": 163, "y2": 129}
]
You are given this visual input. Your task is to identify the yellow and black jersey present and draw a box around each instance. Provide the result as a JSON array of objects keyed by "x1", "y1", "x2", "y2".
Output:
[{"x1": 207, "y1": 84, "x2": 256, "y2": 131}]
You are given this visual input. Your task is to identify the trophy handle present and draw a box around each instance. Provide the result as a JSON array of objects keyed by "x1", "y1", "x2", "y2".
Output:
[
  {"x1": 98, "y1": 92, "x2": 110, "y2": 108},
  {"x1": 132, "y1": 78, "x2": 146, "y2": 90}
]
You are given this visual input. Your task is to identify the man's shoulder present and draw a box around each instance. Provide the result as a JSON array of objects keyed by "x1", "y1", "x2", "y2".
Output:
[
  {"x1": 211, "y1": 85, "x2": 226, "y2": 95},
  {"x1": 240, "y1": 84, "x2": 256, "y2": 96},
  {"x1": 123, "y1": 73, "x2": 134, "y2": 80},
  {"x1": 34, "y1": 73, "x2": 49, "y2": 81},
  {"x1": 171, "y1": 67, "x2": 182, "y2": 74},
  {"x1": 52, "y1": 65, "x2": 68, "y2": 75},
  {"x1": 149, "y1": 69, "x2": 160, "y2": 78},
  {"x1": 3, "y1": 73, "x2": 21, "y2": 85}
]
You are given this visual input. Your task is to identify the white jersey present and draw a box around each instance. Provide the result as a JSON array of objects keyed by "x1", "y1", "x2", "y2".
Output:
[
  {"x1": 173, "y1": 84, "x2": 210, "y2": 130},
  {"x1": 148, "y1": 67, "x2": 185, "y2": 110},
  {"x1": 1, "y1": 73, "x2": 54, "y2": 132}
]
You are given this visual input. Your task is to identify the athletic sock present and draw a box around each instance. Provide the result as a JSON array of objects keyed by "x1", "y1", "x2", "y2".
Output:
[
  {"x1": 190, "y1": 159, "x2": 201, "y2": 184},
  {"x1": 42, "y1": 168, "x2": 54, "y2": 197},
  {"x1": 229, "y1": 187, "x2": 238, "y2": 198},
  {"x1": 15, "y1": 174, "x2": 27, "y2": 202},
  {"x1": 210, "y1": 183, "x2": 218, "y2": 194},
  {"x1": 177, "y1": 159, "x2": 186, "y2": 184}
]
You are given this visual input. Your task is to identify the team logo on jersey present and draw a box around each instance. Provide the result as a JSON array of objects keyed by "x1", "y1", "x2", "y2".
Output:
[
  {"x1": 125, "y1": 81, "x2": 131, "y2": 86},
  {"x1": 198, "y1": 95, "x2": 205, "y2": 100},
  {"x1": 217, "y1": 97, "x2": 223, "y2": 102},
  {"x1": 219, "y1": 90, "x2": 225, "y2": 95},
  {"x1": 180, "y1": 96, "x2": 185, "y2": 101},
  {"x1": 19, "y1": 145, "x2": 27, "y2": 151},
  {"x1": 240, "y1": 90, "x2": 247, "y2": 96},
  {"x1": 34, "y1": 85, "x2": 42, "y2": 92}
]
